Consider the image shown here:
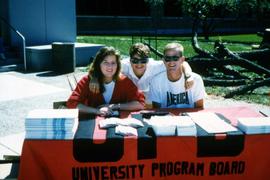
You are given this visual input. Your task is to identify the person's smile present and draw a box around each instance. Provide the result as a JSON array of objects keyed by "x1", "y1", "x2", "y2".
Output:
[{"x1": 101, "y1": 55, "x2": 118, "y2": 82}]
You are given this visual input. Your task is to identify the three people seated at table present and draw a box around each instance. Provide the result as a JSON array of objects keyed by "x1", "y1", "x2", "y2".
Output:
[
  {"x1": 88, "y1": 43, "x2": 194, "y2": 103},
  {"x1": 67, "y1": 42, "x2": 206, "y2": 114}
]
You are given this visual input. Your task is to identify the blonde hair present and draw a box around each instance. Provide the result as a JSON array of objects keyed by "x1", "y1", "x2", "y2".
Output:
[{"x1": 163, "y1": 42, "x2": 184, "y2": 56}]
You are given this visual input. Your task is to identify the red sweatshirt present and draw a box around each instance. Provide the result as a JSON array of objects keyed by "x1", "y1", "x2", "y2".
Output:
[{"x1": 66, "y1": 74, "x2": 145, "y2": 108}]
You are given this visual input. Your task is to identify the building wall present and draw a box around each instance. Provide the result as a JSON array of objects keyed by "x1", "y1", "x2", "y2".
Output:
[
  {"x1": 0, "y1": 0, "x2": 10, "y2": 42},
  {"x1": 1, "y1": 0, "x2": 76, "y2": 46}
]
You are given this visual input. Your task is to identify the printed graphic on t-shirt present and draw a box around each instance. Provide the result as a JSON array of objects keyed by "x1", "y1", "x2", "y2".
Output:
[{"x1": 166, "y1": 91, "x2": 189, "y2": 107}]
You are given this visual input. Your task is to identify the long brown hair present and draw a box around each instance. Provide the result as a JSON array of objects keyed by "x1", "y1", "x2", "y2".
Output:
[{"x1": 88, "y1": 46, "x2": 121, "y2": 93}]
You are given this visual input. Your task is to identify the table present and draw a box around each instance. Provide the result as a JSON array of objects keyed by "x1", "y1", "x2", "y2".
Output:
[{"x1": 18, "y1": 106, "x2": 270, "y2": 180}]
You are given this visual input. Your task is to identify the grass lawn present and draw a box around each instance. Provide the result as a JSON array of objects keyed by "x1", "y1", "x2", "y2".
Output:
[{"x1": 77, "y1": 34, "x2": 269, "y2": 106}]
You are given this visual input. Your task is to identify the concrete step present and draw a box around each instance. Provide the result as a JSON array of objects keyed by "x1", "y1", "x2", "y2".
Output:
[
  {"x1": 1, "y1": 45, "x2": 24, "y2": 72},
  {"x1": 0, "y1": 57, "x2": 22, "y2": 66},
  {"x1": 25, "y1": 42, "x2": 104, "y2": 71},
  {"x1": 0, "y1": 63, "x2": 24, "y2": 72}
]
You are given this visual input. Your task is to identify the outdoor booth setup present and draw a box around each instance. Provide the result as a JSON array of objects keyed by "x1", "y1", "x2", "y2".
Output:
[{"x1": 18, "y1": 106, "x2": 270, "y2": 180}]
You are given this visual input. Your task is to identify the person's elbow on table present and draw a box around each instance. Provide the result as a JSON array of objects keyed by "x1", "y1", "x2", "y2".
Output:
[
  {"x1": 120, "y1": 101, "x2": 145, "y2": 111},
  {"x1": 137, "y1": 101, "x2": 145, "y2": 110},
  {"x1": 195, "y1": 99, "x2": 204, "y2": 109},
  {"x1": 152, "y1": 101, "x2": 161, "y2": 109},
  {"x1": 66, "y1": 100, "x2": 77, "y2": 109}
]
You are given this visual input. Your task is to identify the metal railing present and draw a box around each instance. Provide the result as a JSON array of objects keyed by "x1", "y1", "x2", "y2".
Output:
[{"x1": 0, "y1": 16, "x2": 26, "y2": 71}]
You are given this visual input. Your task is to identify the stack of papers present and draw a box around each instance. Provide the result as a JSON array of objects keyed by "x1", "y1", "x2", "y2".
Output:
[
  {"x1": 237, "y1": 117, "x2": 270, "y2": 134},
  {"x1": 187, "y1": 112, "x2": 238, "y2": 133},
  {"x1": 144, "y1": 116, "x2": 197, "y2": 136},
  {"x1": 99, "y1": 117, "x2": 144, "y2": 136},
  {"x1": 176, "y1": 116, "x2": 197, "y2": 136},
  {"x1": 99, "y1": 117, "x2": 144, "y2": 128},
  {"x1": 25, "y1": 109, "x2": 78, "y2": 139},
  {"x1": 115, "y1": 125, "x2": 138, "y2": 136}
]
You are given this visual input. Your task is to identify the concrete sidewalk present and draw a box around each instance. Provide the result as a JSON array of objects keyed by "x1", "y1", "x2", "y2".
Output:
[
  {"x1": 0, "y1": 70, "x2": 86, "y2": 137},
  {"x1": 0, "y1": 69, "x2": 86, "y2": 179}
]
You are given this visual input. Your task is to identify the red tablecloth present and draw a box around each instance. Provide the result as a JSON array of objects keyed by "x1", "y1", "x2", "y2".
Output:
[{"x1": 18, "y1": 106, "x2": 270, "y2": 180}]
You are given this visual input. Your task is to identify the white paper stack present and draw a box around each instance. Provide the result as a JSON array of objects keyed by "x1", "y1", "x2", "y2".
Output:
[
  {"x1": 144, "y1": 116, "x2": 196, "y2": 136},
  {"x1": 144, "y1": 116, "x2": 176, "y2": 136},
  {"x1": 99, "y1": 117, "x2": 144, "y2": 128},
  {"x1": 187, "y1": 112, "x2": 238, "y2": 133},
  {"x1": 99, "y1": 117, "x2": 144, "y2": 136},
  {"x1": 175, "y1": 116, "x2": 197, "y2": 136},
  {"x1": 25, "y1": 109, "x2": 79, "y2": 139},
  {"x1": 237, "y1": 117, "x2": 270, "y2": 134},
  {"x1": 115, "y1": 125, "x2": 138, "y2": 136}
]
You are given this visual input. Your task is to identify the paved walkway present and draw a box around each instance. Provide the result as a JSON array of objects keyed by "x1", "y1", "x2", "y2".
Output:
[
  {"x1": 0, "y1": 70, "x2": 86, "y2": 179},
  {"x1": 0, "y1": 70, "x2": 86, "y2": 137}
]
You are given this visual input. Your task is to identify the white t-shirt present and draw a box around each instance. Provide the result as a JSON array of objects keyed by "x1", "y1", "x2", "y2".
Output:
[
  {"x1": 103, "y1": 81, "x2": 115, "y2": 104},
  {"x1": 149, "y1": 72, "x2": 206, "y2": 108},
  {"x1": 121, "y1": 58, "x2": 165, "y2": 100}
]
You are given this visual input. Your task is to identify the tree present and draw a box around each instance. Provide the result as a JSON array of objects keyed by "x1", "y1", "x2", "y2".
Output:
[
  {"x1": 181, "y1": 0, "x2": 237, "y2": 40},
  {"x1": 256, "y1": 0, "x2": 270, "y2": 20},
  {"x1": 144, "y1": 0, "x2": 164, "y2": 33},
  {"x1": 236, "y1": 0, "x2": 257, "y2": 18}
]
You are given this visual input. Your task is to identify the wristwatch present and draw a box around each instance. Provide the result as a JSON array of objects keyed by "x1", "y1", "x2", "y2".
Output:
[{"x1": 112, "y1": 103, "x2": 121, "y2": 110}]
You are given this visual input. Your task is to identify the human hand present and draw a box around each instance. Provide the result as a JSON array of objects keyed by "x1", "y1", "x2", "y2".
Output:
[
  {"x1": 89, "y1": 77, "x2": 100, "y2": 94},
  {"x1": 97, "y1": 106, "x2": 114, "y2": 116},
  {"x1": 185, "y1": 76, "x2": 194, "y2": 90},
  {"x1": 99, "y1": 104, "x2": 120, "y2": 111}
]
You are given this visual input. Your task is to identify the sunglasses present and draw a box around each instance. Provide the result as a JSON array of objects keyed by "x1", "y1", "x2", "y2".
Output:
[
  {"x1": 130, "y1": 57, "x2": 149, "y2": 64},
  {"x1": 163, "y1": 55, "x2": 181, "y2": 62}
]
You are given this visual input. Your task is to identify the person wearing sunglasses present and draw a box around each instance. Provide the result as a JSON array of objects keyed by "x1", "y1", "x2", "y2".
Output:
[
  {"x1": 89, "y1": 43, "x2": 194, "y2": 107},
  {"x1": 149, "y1": 42, "x2": 206, "y2": 109},
  {"x1": 66, "y1": 46, "x2": 145, "y2": 116}
]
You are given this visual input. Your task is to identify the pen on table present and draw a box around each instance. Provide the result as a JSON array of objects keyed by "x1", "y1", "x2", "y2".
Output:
[{"x1": 259, "y1": 111, "x2": 268, "y2": 117}]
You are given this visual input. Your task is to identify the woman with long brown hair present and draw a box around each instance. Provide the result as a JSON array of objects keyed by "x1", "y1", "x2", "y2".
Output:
[{"x1": 67, "y1": 46, "x2": 145, "y2": 116}]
